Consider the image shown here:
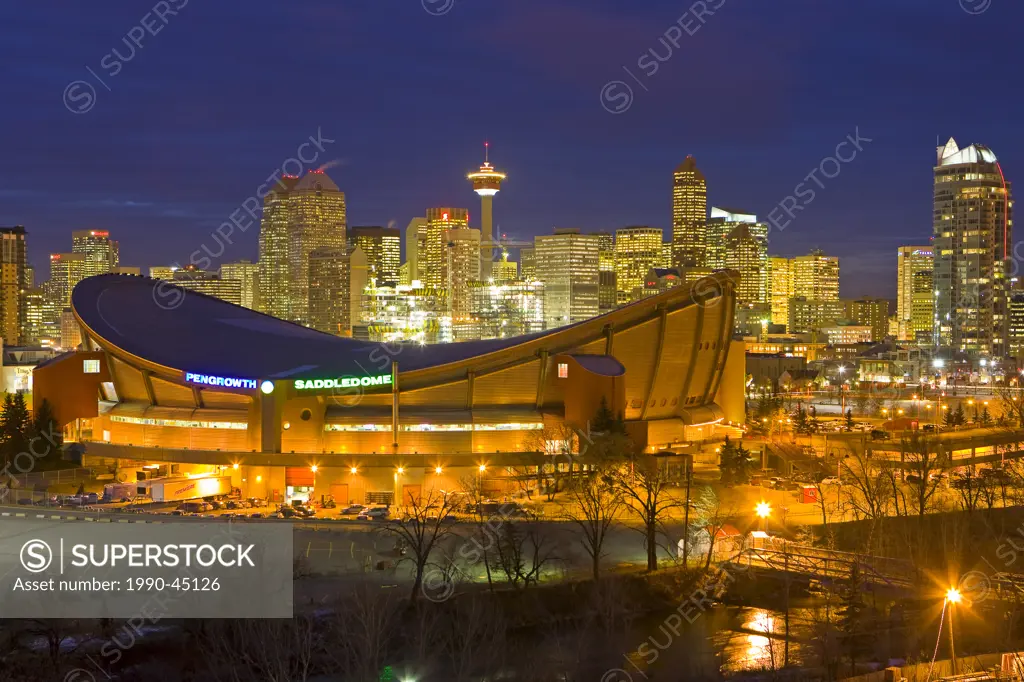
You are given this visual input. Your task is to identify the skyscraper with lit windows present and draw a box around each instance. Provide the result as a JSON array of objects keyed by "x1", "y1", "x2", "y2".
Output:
[
  {"x1": 933, "y1": 138, "x2": 1013, "y2": 357},
  {"x1": 72, "y1": 229, "x2": 119, "y2": 278},
  {"x1": 724, "y1": 224, "x2": 767, "y2": 305},
  {"x1": 423, "y1": 208, "x2": 470, "y2": 288},
  {"x1": 896, "y1": 246, "x2": 934, "y2": 343},
  {"x1": 792, "y1": 251, "x2": 840, "y2": 301},
  {"x1": 672, "y1": 156, "x2": 707, "y2": 268},
  {"x1": 768, "y1": 256, "x2": 792, "y2": 328},
  {"x1": 220, "y1": 260, "x2": 260, "y2": 310},
  {"x1": 535, "y1": 229, "x2": 599, "y2": 329},
  {"x1": 349, "y1": 225, "x2": 401, "y2": 287},
  {"x1": 615, "y1": 226, "x2": 663, "y2": 303}
]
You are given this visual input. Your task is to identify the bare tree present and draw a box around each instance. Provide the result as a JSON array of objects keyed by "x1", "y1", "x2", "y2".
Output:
[
  {"x1": 323, "y1": 586, "x2": 402, "y2": 682},
  {"x1": 198, "y1": 617, "x2": 318, "y2": 682},
  {"x1": 561, "y1": 472, "x2": 622, "y2": 580},
  {"x1": 488, "y1": 520, "x2": 562, "y2": 589},
  {"x1": 524, "y1": 423, "x2": 580, "y2": 500},
  {"x1": 382, "y1": 486, "x2": 460, "y2": 603},
  {"x1": 898, "y1": 432, "x2": 945, "y2": 518},
  {"x1": 606, "y1": 453, "x2": 684, "y2": 571}
]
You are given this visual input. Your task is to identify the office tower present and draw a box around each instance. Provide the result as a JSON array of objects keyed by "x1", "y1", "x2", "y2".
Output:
[
  {"x1": 72, "y1": 229, "x2": 119, "y2": 278},
  {"x1": 399, "y1": 262, "x2": 411, "y2": 286},
  {"x1": 792, "y1": 250, "x2": 840, "y2": 301},
  {"x1": 896, "y1": 246, "x2": 934, "y2": 342},
  {"x1": 768, "y1": 257, "x2": 793, "y2": 328},
  {"x1": 595, "y1": 232, "x2": 618, "y2": 312},
  {"x1": 113, "y1": 267, "x2": 141, "y2": 275},
  {"x1": 220, "y1": 260, "x2": 260, "y2": 310},
  {"x1": 1009, "y1": 294, "x2": 1024, "y2": 360},
  {"x1": 672, "y1": 155, "x2": 707, "y2": 268},
  {"x1": 149, "y1": 266, "x2": 177, "y2": 280},
  {"x1": 788, "y1": 298, "x2": 847, "y2": 334},
  {"x1": 24, "y1": 265, "x2": 34, "y2": 289},
  {"x1": 257, "y1": 170, "x2": 346, "y2": 325},
  {"x1": 60, "y1": 309, "x2": 82, "y2": 350},
  {"x1": 520, "y1": 246, "x2": 536, "y2": 281},
  {"x1": 405, "y1": 217, "x2": 428, "y2": 283},
  {"x1": 349, "y1": 246, "x2": 368, "y2": 330},
  {"x1": 661, "y1": 242, "x2": 673, "y2": 269},
  {"x1": 535, "y1": 229, "x2": 600, "y2": 329},
  {"x1": 707, "y1": 207, "x2": 765, "y2": 269},
  {"x1": 848, "y1": 298, "x2": 889, "y2": 342},
  {"x1": 423, "y1": 208, "x2": 470, "y2": 287},
  {"x1": 361, "y1": 282, "x2": 451, "y2": 344},
  {"x1": 444, "y1": 228, "x2": 482, "y2": 319},
  {"x1": 349, "y1": 225, "x2": 400, "y2": 287},
  {"x1": 48, "y1": 252, "x2": 86, "y2": 310},
  {"x1": 492, "y1": 249, "x2": 518, "y2": 283},
  {"x1": 467, "y1": 143, "x2": 507, "y2": 280},
  {"x1": 0, "y1": 227, "x2": 27, "y2": 345},
  {"x1": 308, "y1": 247, "x2": 351, "y2": 336},
  {"x1": 171, "y1": 267, "x2": 242, "y2": 306},
  {"x1": 724, "y1": 224, "x2": 768, "y2": 305},
  {"x1": 934, "y1": 138, "x2": 1013, "y2": 357},
  {"x1": 23, "y1": 288, "x2": 46, "y2": 346},
  {"x1": 469, "y1": 280, "x2": 545, "y2": 339},
  {"x1": 615, "y1": 226, "x2": 663, "y2": 303}
]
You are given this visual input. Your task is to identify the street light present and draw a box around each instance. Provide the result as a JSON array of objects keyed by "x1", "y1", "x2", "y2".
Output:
[
  {"x1": 756, "y1": 500, "x2": 771, "y2": 532},
  {"x1": 946, "y1": 587, "x2": 962, "y2": 675},
  {"x1": 435, "y1": 466, "x2": 443, "y2": 475}
]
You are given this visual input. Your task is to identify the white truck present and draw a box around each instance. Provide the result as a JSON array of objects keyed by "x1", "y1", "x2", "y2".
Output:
[{"x1": 147, "y1": 475, "x2": 232, "y2": 503}]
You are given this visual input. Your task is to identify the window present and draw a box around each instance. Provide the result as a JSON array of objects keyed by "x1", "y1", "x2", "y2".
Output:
[
  {"x1": 557, "y1": 362, "x2": 568, "y2": 379},
  {"x1": 83, "y1": 359, "x2": 100, "y2": 374}
]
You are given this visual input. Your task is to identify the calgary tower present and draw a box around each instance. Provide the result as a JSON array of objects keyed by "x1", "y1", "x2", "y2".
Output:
[{"x1": 466, "y1": 142, "x2": 507, "y2": 280}]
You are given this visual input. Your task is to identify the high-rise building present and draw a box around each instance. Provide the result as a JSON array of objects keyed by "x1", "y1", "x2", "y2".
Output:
[
  {"x1": 60, "y1": 309, "x2": 82, "y2": 350},
  {"x1": 595, "y1": 232, "x2": 617, "y2": 312},
  {"x1": 661, "y1": 242, "x2": 673, "y2": 269},
  {"x1": 933, "y1": 138, "x2": 1013, "y2": 357},
  {"x1": 848, "y1": 298, "x2": 890, "y2": 342},
  {"x1": 672, "y1": 156, "x2": 707, "y2": 268},
  {"x1": 768, "y1": 257, "x2": 793, "y2": 329},
  {"x1": 257, "y1": 170, "x2": 346, "y2": 325},
  {"x1": 1009, "y1": 293, "x2": 1024, "y2": 360},
  {"x1": 149, "y1": 266, "x2": 177, "y2": 280},
  {"x1": 23, "y1": 288, "x2": 47, "y2": 346},
  {"x1": 724, "y1": 224, "x2": 767, "y2": 305},
  {"x1": 896, "y1": 246, "x2": 934, "y2": 343},
  {"x1": 48, "y1": 252, "x2": 86, "y2": 311},
  {"x1": 423, "y1": 208, "x2": 470, "y2": 288},
  {"x1": 788, "y1": 298, "x2": 847, "y2": 335},
  {"x1": 706, "y1": 207, "x2": 766, "y2": 270},
  {"x1": 0, "y1": 227, "x2": 27, "y2": 345},
  {"x1": 360, "y1": 283, "x2": 450, "y2": 344},
  {"x1": 535, "y1": 229, "x2": 599, "y2": 329},
  {"x1": 792, "y1": 251, "x2": 840, "y2": 301},
  {"x1": 520, "y1": 246, "x2": 536, "y2": 282},
  {"x1": 467, "y1": 143, "x2": 507, "y2": 280},
  {"x1": 405, "y1": 217, "x2": 428, "y2": 283},
  {"x1": 171, "y1": 267, "x2": 242, "y2": 306},
  {"x1": 72, "y1": 229, "x2": 119, "y2": 278},
  {"x1": 24, "y1": 264, "x2": 34, "y2": 289},
  {"x1": 349, "y1": 226, "x2": 400, "y2": 287},
  {"x1": 444, "y1": 228, "x2": 482, "y2": 319},
  {"x1": 308, "y1": 247, "x2": 351, "y2": 336},
  {"x1": 220, "y1": 260, "x2": 260, "y2": 310},
  {"x1": 615, "y1": 226, "x2": 663, "y2": 304},
  {"x1": 349, "y1": 246, "x2": 368, "y2": 333}
]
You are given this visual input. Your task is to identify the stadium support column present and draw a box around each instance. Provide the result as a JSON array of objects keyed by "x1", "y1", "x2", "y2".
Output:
[
  {"x1": 259, "y1": 380, "x2": 284, "y2": 454},
  {"x1": 392, "y1": 362, "x2": 399, "y2": 454}
]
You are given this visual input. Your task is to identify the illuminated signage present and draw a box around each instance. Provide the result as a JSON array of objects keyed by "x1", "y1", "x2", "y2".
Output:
[
  {"x1": 294, "y1": 375, "x2": 392, "y2": 390},
  {"x1": 185, "y1": 372, "x2": 257, "y2": 390}
]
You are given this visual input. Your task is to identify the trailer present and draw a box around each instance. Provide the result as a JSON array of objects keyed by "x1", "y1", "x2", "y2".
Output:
[
  {"x1": 146, "y1": 475, "x2": 232, "y2": 503},
  {"x1": 102, "y1": 482, "x2": 140, "y2": 502}
]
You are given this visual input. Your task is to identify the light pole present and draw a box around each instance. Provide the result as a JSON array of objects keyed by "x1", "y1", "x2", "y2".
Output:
[
  {"x1": 756, "y1": 500, "x2": 771, "y2": 534},
  {"x1": 946, "y1": 587, "x2": 962, "y2": 675},
  {"x1": 310, "y1": 465, "x2": 318, "y2": 506}
]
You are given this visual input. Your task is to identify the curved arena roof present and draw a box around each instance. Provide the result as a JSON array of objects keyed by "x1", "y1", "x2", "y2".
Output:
[{"x1": 72, "y1": 272, "x2": 737, "y2": 382}]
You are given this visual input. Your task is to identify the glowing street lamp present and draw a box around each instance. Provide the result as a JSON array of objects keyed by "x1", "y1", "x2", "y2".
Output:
[
  {"x1": 946, "y1": 586, "x2": 962, "y2": 674},
  {"x1": 756, "y1": 500, "x2": 771, "y2": 532}
]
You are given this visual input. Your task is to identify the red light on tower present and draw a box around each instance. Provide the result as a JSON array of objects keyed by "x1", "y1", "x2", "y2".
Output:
[{"x1": 442, "y1": 212, "x2": 449, "y2": 221}]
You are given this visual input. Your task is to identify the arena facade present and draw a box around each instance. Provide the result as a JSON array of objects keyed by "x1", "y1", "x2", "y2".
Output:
[{"x1": 33, "y1": 274, "x2": 745, "y2": 505}]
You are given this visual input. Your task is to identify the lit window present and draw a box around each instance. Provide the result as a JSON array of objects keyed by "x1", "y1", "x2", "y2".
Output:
[
  {"x1": 557, "y1": 363, "x2": 568, "y2": 379},
  {"x1": 83, "y1": 359, "x2": 100, "y2": 374}
]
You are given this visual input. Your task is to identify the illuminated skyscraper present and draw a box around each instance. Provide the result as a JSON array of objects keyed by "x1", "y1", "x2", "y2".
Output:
[
  {"x1": 792, "y1": 251, "x2": 840, "y2": 301},
  {"x1": 172, "y1": 267, "x2": 242, "y2": 306},
  {"x1": 48, "y1": 252, "x2": 86, "y2": 311},
  {"x1": 615, "y1": 226, "x2": 663, "y2": 303},
  {"x1": 849, "y1": 298, "x2": 890, "y2": 342},
  {"x1": 308, "y1": 247, "x2": 352, "y2": 336},
  {"x1": 445, "y1": 228, "x2": 482, "y2": 320},
  {"x1": 349, "y1": 225, "x2": 401, "y2": 287},
  {"x1": 933, "y1": 138, "x2": 1013, "y2": 357},
  {"x1": 595, "y1": 232, "x2": 617, "y2": 312},
  {"x1": 467, "y1": 143, "x2": 506, "y2": 280},
  {"x1": 23, "y1": 287, "x2": 47, "y2": 346},
  {"x1": 520, "y1": 246, "x2": 536, "y2": 281},
  {"x1": 706, "y1": 207, "x2": 765, "y2": 270},
  {"x1": 405, "y1": 217, "x2": 428, "y2": 283},
  {"x1": 220, "y1": 260, "x2": 260, "y2": 310},
  {"x1": 149, "y1": 266, "x2": 177, "y2": 280},
  {"x1": 672, "y1": 156, "x2": 707, "y2": 268},
  {"x1": 0, "y1": 227, "x2": 27, "y2": 345},
  {"x1": 896, "y1": 246, "x2": 934, "y2": 343},
  {"x1": 423, "y1": 208, "x2": 470, "y2": 287},
  {"x1": 258, "y1": 170, "x2": 346, "y2": 325},
  {"x1": 469, "y1": 280, "x2": 545, "y2": 339},
  {"x1": 72, "y1": 229, "x2": 119, "y2": 278},
  {"x1": 535, "y1": 229, "x2": 599, "y2": 329},
  {"x1": 768, "y1": 257, "x2": 793, "y2": 328},
  {"x1": 492, "y1": 249, "x2": 518, "y2": 283},
  {"x1": 724, "y1": 224, "x2": 767, "y2": 305}
]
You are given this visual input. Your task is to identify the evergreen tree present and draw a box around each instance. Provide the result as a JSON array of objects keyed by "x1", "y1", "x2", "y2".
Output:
[
  {"x1": 954, "y1": 403, "x2": 966, "y2": 427},
  {"x1": 719, "y1": 436, "x2": 754, "y2": 486},
  {"x1": 845, "y1": 409, "x2": 854, "y2": 431},
  {"x1": 943, "y1": 407, "x2": 956, "y2": 428},
  {"x1": 837, "y1": 564, "x2": 875, "y2": 675},
  {"x1": 794, "y1": 407, "x2": 810, "y2": 435},
  {"x1": 592, "y1": 396, "x2": 624, "y2": 434},
  {"x1": 29, "y1": 398, "x2": 62, "y2": 465},
  {"x1": 980, "y1": 406, "x2": 992, "y2": 427},
  {"x1": 0, "y1": 392, "x2": 29, "y2": 468}
]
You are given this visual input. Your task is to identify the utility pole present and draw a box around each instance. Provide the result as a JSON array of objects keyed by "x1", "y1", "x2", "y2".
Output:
[{"x1": 682, "y1": 453, "x2": 693, "y2": 566}]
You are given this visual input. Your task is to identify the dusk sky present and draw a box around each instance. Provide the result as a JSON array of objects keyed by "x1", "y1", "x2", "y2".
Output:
[{"x1": 3, "y1": 0, "x2": 1021, "y2": 299}]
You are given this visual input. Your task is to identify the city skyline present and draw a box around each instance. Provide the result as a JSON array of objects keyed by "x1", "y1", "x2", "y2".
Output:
[{"x1": 4, "y1": 1, "x2": 1021, "y2": 299}]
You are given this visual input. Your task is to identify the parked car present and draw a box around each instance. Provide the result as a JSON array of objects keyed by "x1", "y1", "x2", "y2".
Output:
[
  {"x1": 279, "y1": 507, "x2": 303, "y2": 519},
  {"x1": 819, "y1": 476, "x2": 841, "y2": 486},
  {"x1": 921, "y1": 424, "x2": 937, "y2": 433},
  {"x1": 248, "y1": 497, "x2": 265, "y2": 508},
  {"x1": 358, "y1": 507, "x2": 390, "y2": 520},
  {"x1": 905, "y1": 474, "x2": 922, "y2": 484},
  {"x1": 250, "y1": 512, "x2": 266, "y2": 519},
  {"x1": 340, "y1": 504, "x2": 366, "y2": 515},
  {"x1": 870, "y1": 429, "x2": 890, "y2": 440},
  {"x1": 773, "y1": 480, "x2": 799, "y2": 491}
]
